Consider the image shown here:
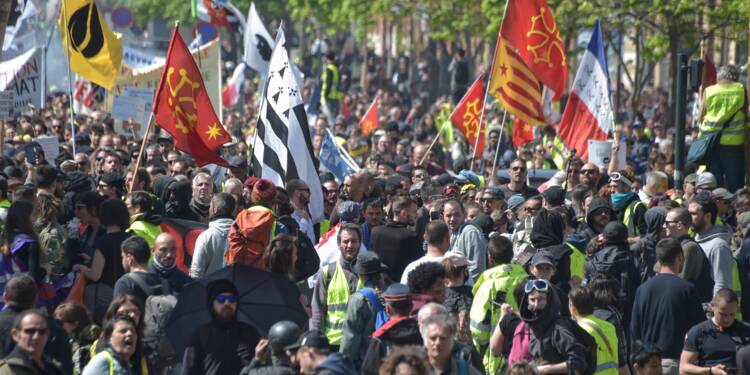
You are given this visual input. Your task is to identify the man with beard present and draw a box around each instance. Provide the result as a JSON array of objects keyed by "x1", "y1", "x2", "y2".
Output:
[
  {"x1": 691, "y1": 196, "x2": 742, "y2": 304},
  {"x1": 575, "y1": 196, "x2": 615, "y2": 249},
  {"x1": 183, "y1": 279, "x2": 260, "y2": 375},
  {"x1": 360, "y1": 198, "x2": 385, "y2": 250},
  {"x1": 310, "y1": 224, "x2": 363, "y2": 348},
  {"x1": 499, "y1": 159, "x2": 539, "y2": 200},
  {"x1": 580, "y1": 162, "x2": 603, "y2": 192},
  {"x1": 150, "y1": 233, "x2": 191, "y2": 293},
  {"x1": 370, "y1": 197, "x2": 421, "y2": 281},
  {"x1": 190, "y1": 172, "x2": 214, "y2": 223},
  {"x1": 662, "y1": 207, "x2": 714, "y2": 303},
  {"x1": 0, "y1": 310, "x2": 64, "y2": 374},
  {"x1": 288, "y1": 179, "x2": 316, "y2": 244}
]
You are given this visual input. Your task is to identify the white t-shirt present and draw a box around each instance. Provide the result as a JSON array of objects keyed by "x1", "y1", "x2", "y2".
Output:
[{"x1": 400, "y1": 254, "x2": 445, "y2": 284}]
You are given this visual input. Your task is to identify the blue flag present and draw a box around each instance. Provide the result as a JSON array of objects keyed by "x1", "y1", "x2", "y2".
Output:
[{"x1": 319, "y1": 129, "x2": 359, "y2": 182}]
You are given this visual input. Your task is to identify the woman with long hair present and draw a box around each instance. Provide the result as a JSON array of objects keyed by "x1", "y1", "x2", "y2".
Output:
[
  {"x1": 73, "y1": 198, "x2": 131, "y2": 323},
  {"x1": 0, "y1": 200, "x2": 46, "y2": 287},
  {"x1": 89, "y1": 294, "x2": 150, "y2": 374},
  {"x1": 263, "y1": 234, "x2": 298, "y2": 279},
  {"x1": 54, "y1": 302, "x2": 101, "y2": 374},
  {"x1": 34, "y1": 192, "x2": 68, "y2": 281},
  {"x1": 82, "y1": 315, "x2": 139, "y2": 375}
]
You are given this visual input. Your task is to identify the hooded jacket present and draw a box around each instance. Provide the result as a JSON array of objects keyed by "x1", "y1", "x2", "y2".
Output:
[
  {"x1": 630, "y1": 207, "x2": 667, "y2": 283},
  {"x1": 530, "y1": 209, "x2": 572, "y2": 292},
  {"x1": 182, "y1": 281, "x2": 261, "y2": 375},
  {"x1": 577, "y1": 197, "x2": 616, "y2": 246},
  {"x1": 190, "y1": 217, "x2": 234, "y2": 278},
  {"x1": 310, "y1": 352, "x2": 358, "y2": 375},
  {"x1": 165, "y1": 180, "x2": 201, "y2": 222},
  {"x1": 518, "y1": 286, "x2": 590, "y2": 374},
  {"x1": 695, "y1": 224, "x2": 735, "y2": 296}
]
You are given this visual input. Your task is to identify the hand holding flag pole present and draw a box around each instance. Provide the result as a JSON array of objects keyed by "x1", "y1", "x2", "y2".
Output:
[
  {"x1": 128, "y1": 112, "x2": 155, "y2": 193},
  {"x1": 489, "y1": 110, "x2": 508, "y2": 184}
]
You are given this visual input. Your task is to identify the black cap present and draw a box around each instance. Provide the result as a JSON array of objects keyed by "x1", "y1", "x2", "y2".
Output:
[
  {"x1": 99, "y1": 172, "x2": 125, "y2": 189},
  {"x1": 531, "y1": 252, "x2": 554, "y2": 267},
  {"x1": 383, "y1": 283, "x2": 411, "y2": 303},
  {"x1": 157, "y1": 134, "x2": 174, "y2": 143},
  {"x1": 542, "y1": 186, "x2": 565, "y2": 207},
  {"x1": 353, "y1": 252, "x2": 388, "y2": 276},
  {"x1": 284, "y1": 330, "x2": 330, "y2": 351}
]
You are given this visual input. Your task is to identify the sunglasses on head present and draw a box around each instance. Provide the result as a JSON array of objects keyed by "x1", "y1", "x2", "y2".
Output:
[
  {"x1": 609, "y1": 172, "x2": 632, "y2": 186},
  {"x1": 524, "y1": 279, "x2": 549, "y2": 294},
  {"x1": 215, "y1": 294, "x2": 238, "y2": 304}
]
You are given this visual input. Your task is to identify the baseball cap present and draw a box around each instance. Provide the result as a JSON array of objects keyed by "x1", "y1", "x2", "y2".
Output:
[
  {"x1": 531, "y1": 252, "x2": 554, "y2": 268},
  {"x1": 507, "y1": 194, "x2": 525, "y2": 211},
  {"x1": 684, "y1": 173, "x2": 697, "y2": 185},
  {"x1": 696, "y1": 172, "x2": 718, "y2": 189},
  {"x1": 712, "y1": 187, "x2": 734, "y2": 201},
  {"x1": 382, "y1": 283, "x2": 411, "y2": 303},
  {"x1": 284, "y1": 330, "x2": 330, "y2": 351}
]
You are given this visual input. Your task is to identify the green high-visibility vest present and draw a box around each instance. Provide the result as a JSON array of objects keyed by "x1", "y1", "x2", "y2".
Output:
[
  {"x1": 567, "y1": 242, "x2": 585, "y2": 281},
  {"x1": 321, "y1": 64, "x2": 343, "y2": 102},
  {"x1": 127, "y1": 218, "x2": 162, "y2": 248},
  {"x1": 701, "y1": 82, "x2": 747, "y2": 146},
  {"x1": 322, "y1": 261, "x2": 362, "y2": 345},
  {"x1": 469, "y1": 263, "x2": 528, "y2": 375},
  {"x1": 578, "y1": 315, "x2": 619, "y2": 375},
  {"x1": 623, "y1": 200, "x2": 645, "y2": 237}
]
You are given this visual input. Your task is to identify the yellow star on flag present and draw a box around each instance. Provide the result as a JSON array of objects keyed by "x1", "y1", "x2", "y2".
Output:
[{"x1": 206, "y1": 123, "x2": 223, "y2": 140}]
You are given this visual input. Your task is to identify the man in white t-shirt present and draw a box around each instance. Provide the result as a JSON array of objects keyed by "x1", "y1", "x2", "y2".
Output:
[{"x1": 401, "y1": 220, "x2": 450, "y2": 284}]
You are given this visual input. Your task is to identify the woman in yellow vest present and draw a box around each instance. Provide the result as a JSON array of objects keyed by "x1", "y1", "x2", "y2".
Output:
[
  {"x1": 699, "y1": 64, "x2": 748, "y2": 192},
  {"x1": 82, "y1": 316, "x2": 140, "y2": 375}
]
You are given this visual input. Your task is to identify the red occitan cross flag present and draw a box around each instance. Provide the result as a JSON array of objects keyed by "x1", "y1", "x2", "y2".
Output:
[{"x1": 450, "y1": 75, "x2": 486, "y2": 157}]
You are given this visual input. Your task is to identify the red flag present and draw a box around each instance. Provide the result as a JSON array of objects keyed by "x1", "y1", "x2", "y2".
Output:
[
  {"x1": 360, "y1": 97, "x2": 379, "y2": 136},
  {"x1": 450, "y1": 76, "x2": 486, "y2": 156},
  {"x1": 512, "y1": 118, "x2": 535, "y2": 148},
  {"x1": 701, "y1": 52, "x2": 717, "y2": 91},
  {"x1": 204, "y1": 0, "x2": 232, "y2": 30},
  {"x1": 153, "y1": 25, "x2": 231, "y2": 167},
  {"x1": 500, "y1": 0, "x2": 567, "y2": 100}
]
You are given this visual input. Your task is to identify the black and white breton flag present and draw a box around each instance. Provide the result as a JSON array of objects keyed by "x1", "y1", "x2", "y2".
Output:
[{"x1": 251, "y1": 28, "x2": 324, "y2": 223}]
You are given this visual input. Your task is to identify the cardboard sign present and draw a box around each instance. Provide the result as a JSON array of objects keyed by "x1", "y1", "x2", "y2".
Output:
[
  {"x1": 0, "y1": 47, "x2": 41, "y2": 114},
  {"x1": 0, "y1": 91, "x2": 14, "y2": 120},
  {"x1": 588, "y1": 140, "x2": 626, "y2": 170},
  {"x1": 34, "y1": 135, "x2": 59, "y2": 162},
  {"x1": 112, "y1": 87, "x2": 153, "y2": 137}
]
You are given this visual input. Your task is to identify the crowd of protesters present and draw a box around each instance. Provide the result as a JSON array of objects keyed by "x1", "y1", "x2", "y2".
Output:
[{"x1": 0, "y1": 42, "x2": 747, "y2": 375}]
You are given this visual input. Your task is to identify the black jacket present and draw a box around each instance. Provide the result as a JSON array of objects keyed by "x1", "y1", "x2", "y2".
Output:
[
  {"x1": 148, "y1": 263, "x2": 192, "y2": 294},
  {"x1": 361, "y1": 317, "x2": 422, "y2": 375},
  {"x1": 181, "y1": 319, "x2": 260, "y2": 375},
  {"x1": 630, "y1": 207, "x2": 667, "y2": 283},
  {"x1": 276, "y1": 215, "x2": 320, "y2": 282},
  {"x1": 240, "y1": 355, "x2": 296, "y2": 375},
  {"x1": 0, "y1": 307, "x2": 71, "y2": 375},
  {"x1": 0, "y1": 345, "x2": 64, "y2": 375},
  {"x1": 370, "y1": 222, "x2": 422, "y2": 282},
  {"x1": 310, "y1": 352, "x2": 358, "y2": 375}
]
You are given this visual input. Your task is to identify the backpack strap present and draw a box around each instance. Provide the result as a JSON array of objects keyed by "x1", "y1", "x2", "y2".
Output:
[
  {"x1": 128, "y1": 272, "x2": 168, "y2": 297},
  {"x1": 360, "y1": 287, "x2": 384, "y2": 313}
]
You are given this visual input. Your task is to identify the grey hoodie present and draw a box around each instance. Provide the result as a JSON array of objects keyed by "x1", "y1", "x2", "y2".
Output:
[
  {"x1": 190, "y1": 218, "x2": 234, "y2": 278},
  {"x1": 695, "y1": 225, "x2": 734, "y2": 296}
]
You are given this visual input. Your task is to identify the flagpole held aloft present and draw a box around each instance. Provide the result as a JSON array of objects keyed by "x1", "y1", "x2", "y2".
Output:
[
  {"x1": 419, "y1": 123, "x2": 446, "y2": 167},
  {"x1": 60, "y1": 0, "x2": 77, "y2": 156},
  {"x1": 489, "y1": 110, "x2": 508, "y2": 183},
  {"x1": 128, "y1": 112, "x2": 155, "y2": 193}
]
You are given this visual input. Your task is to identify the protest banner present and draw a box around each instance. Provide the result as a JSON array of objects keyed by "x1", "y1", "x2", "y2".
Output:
[
  {"x1": 0, "y1": 47, "x2": 41, "y2": 114},
  {"x1": 0, "y1": 91, "x2": 14, "y2": 120},
  {"x1": 73, "y1": 78, "x2": 106, "y2": 116},
  {"x1": 122, "y1": 46, "x2": 163, "y2": 69},
  {"x1": 108, "y1": 38, "x2": 222, "y2": 118},
  {"x1": 34, "y1": 135, "x2": 60, "y2": 162},
  {"x1": 588, "y1": 139, "x2": 626, "y2": 170}
]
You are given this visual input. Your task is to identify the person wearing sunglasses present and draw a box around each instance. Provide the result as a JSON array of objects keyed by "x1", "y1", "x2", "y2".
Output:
[
  {"x1": 609, "y1": 170, "x2": 647, "y2": 244},
  {"x1": 183, "y1": 278, "x2": 260, "y2": 375},
  {"x1": 662, "y1": 207, "x2": 714, "y2": 304},
  {"x1": 500, "y1": 159, "x2": 540, "y2": 201},
  {"x1": 0, "y1": 309, "x2": 64, "y2": 374}
]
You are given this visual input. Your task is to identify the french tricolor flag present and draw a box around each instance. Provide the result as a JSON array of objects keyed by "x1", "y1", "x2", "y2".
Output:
[
  {"x1": 222, "y1": 63, "x2": 246, "y2": 108},
  {"x1": 558, "y1": 21, "x2": 613, "y2": 159}
]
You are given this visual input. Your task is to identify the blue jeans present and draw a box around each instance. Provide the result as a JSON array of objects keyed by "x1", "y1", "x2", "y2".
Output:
[{"x1": 708, "y1": 144, "x2": 745, "y2": 192}]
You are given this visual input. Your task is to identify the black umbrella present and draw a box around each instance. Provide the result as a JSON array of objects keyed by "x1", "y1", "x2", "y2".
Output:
[{"x1": 166, "y1": 264, "x2": 308, "y2": 358}]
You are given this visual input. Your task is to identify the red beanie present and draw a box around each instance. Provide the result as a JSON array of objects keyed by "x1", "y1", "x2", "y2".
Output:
[{"x1": 252, "y1": 179, "x2": 277, "y2": 204}]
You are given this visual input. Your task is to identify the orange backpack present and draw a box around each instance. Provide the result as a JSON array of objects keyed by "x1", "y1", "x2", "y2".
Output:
[{"x1": 226, "y1": 205, "x2": 276, "y2": 268}]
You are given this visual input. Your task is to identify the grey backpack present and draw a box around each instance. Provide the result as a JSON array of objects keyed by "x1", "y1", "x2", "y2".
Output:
[{"x1": 129, "y1": 273, "x2": 178, "y2": 365}]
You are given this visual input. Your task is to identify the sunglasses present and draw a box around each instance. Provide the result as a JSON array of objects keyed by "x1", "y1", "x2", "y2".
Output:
[
  {"x1": 524, "y1": 279, "x2": 549, "y2": 294},
  {"x1": 480, "y1": 198, "x2": 496, "y2": 203},
  {"x1": 511, "y1": 166, "x2": 527, "y2": 172},
  {"x1": 664, "y1": 220, "x2": 680, "y2": 225},
  {"x1": 581, "y1": 169, "x2": 598, "y2": 175},
  {"x1": 524, "y1": 206, "x2": 538, "y2": 213},
  {"x1": 215, "y1": 294, "x2": 238, "y2": 304},
  {"x1": 21, "y1": 328, "x2": 48, "y2": 335}
]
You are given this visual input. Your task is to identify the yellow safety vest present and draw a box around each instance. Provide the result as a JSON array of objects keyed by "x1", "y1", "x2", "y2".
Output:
[
  {"x1": 321, "y1": 64, "x2": 343, "y2": 102},
  {"x1": 701, "y1": 82, "x2": 747, "y2": 146},
  {"x1": 322, "y1": 261, "x2": 362, "y2": 345},
  {"x1": 567, "y1": 242, "x2": 585, "y2": 281},
  {"x1": 0, "y1": 200, "x2": 9, "y2": 209},
  {"x1": 88, "y1": 342, "x2": 148, "y2": 375},
  {"x1": 319, "y1": 219, "x2": 331, "y2": 240},
  {"x1": 127, "y1": 218, "x2": 162, "y2": 248},
  {"x1": 469, "y1": 263, "x2": 528, "y2": 375},
  {"x1": 543, "y1": 134, "x2": 566, "y2": 170},
  {"x1": 622, "y1": 200, "x2": 645, "y2": 237},
  {"x1": 578, "y1": 315, "x2": 619, "y2": 375}
]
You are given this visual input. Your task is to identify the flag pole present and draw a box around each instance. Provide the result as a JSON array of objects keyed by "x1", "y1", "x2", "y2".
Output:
[
  {"x1": 419, "y1": 123, "x2": 446, "y2": 166},
  {"x1": 489, "y1": 110, "x2": 508, "y2": 184},
  {"x1": 470, "y1": 78, "x2": 489, "y2": 173},
  {"x1": 128, "y1": 112, "x2": 155, "y2": 193},
  {"x1": 59, "y1": 0, "x2": 77, "y2": 156}
]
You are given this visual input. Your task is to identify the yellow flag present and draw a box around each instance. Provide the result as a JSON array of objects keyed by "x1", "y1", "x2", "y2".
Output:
[{"x1": 59, "y1": 0, "x2": 122, "y2": 89}]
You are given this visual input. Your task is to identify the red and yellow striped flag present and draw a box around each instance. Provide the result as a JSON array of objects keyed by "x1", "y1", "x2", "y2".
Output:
[{"x1": 488, "y1": 36, "x2": 545, "y2": 126}]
